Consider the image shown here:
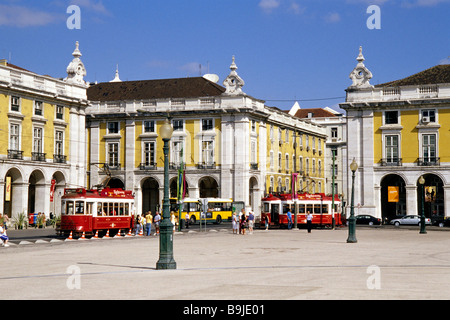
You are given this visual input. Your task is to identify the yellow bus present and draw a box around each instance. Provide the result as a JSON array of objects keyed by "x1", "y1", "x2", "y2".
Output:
[{"x1": 169, "y1": 198, "x2": 242, "y2": 224}]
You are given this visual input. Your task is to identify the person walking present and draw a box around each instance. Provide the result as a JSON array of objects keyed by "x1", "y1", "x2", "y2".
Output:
[
  {"x1": 135, "y1": 215, "x2": 142, "y2": 235},
  {"x1": 240, "y1": 213, "x2": 247, "y2": 235},
  {"x1": 287, "y1": 209, "x2": 293, "y2": 230},
  {"x1": 154, "y1": 212, "x2": 161, "y2": 235},
  {"x1": 145, "y1": 212, "x2": 153, "y2": 236},
  {"x1": 1, "y1": 224, "x2": 9, "y2": 247},
  {"x1": 185, "y1": 212, "x2": 189, "y2": 229},
  {"x1": 248, "y1": 211, "x2": 254, "y2": 234},
  {"x1": 232, "y1": 211, "x2": 239, "y2": 234},
  {"x1": 306, "y1": 210, "x2": 313, "y2": 233}
]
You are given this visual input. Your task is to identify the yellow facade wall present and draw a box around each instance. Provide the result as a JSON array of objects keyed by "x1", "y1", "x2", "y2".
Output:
[{"x1": 401, "y1": 110, "x2": 419, "y2": 164}]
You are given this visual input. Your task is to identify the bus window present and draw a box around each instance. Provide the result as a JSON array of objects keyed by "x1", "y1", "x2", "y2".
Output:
[
  {"x1": 306, "y1": 204, "x2": 313, "y2": 214},
  {"x1": 66, "y1": 201, "x2": 74, "y2": 215},
  {"x1": 75, "y1": 201, "x2": 84, "y2": 214},
  {"x1": 223, "y1": 202, "x2": 232, "y2": 211},
  {"x1": 86, "y1": 202, "x2": 93, "y2": 215},
  {"x1": 298, "y1": 204, "x2": 305, "y2": 214},
  {"x1": 125, "y1": 203, "x2": 129, "y2": 216}
]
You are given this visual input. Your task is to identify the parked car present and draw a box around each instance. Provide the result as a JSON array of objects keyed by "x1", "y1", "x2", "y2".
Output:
[
  {"x1": 355, "y1": 215, "x2": 381, "y2": 225},
  {"x1": 390, "y1": 215, "x2": 431, "y2": 226},
  {"x1": 431, "y1": 216, "x2": 450, "y2": 227}
]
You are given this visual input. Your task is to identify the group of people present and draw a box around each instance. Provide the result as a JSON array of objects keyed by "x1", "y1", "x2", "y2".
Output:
[
  {"x1": 232, "y1": 209, "x2": 255, "y2": 235},
  {"x1": 286, "y1": 210, "x2": 313, "y2": 233},
  {"x1": 134, "y1": 211, "x2": 161, "y2": 236}
]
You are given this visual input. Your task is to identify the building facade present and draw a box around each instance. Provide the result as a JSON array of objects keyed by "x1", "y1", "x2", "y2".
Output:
[
  {"x1": 86, "y1": 58, "x2": 326, "y2": 216},
  {"x1": 341, "y1": 47, "x2": 450, "y2": 221},
  {"x1": 0, "y1": 42, "x2": 88, "y2": 220}
]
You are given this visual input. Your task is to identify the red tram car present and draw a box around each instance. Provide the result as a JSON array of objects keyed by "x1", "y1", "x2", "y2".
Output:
[
  {"x1": 58, "y1": 188, "x2": 135, "y2": 237},
  {"x1": 261, "y1": 193, "x2": 344, "y2": 228}
]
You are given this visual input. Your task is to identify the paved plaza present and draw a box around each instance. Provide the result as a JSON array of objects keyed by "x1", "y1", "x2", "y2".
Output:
[{"x1": 2, "y1": 227, "x2": 450, "y2": 300}]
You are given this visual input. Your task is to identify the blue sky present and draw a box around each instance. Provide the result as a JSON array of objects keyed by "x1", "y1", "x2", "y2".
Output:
[{"x1": 1, "y1": 0, "x2": 449, "y2": 111}]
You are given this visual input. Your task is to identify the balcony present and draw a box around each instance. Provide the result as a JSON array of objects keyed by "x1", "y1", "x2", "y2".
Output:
[
  {"x1": 104, "y1": 163, "x2": 121, "y2": 171},
  {"x1": 380, "y1": 158, "x2": 403, "y2": 167},
  {"x1": 8, "y1": 150, "x2": 23, "y2": 160},
  {"x1": 53, "y1": 154, "x2": 67, "y2": 164},
  {"x1": 32, "y1": 152, "x2": 46, "y2": 162},
  {"x1": 169, "y1": 163, "x2": 186, "y2": 170},
  {"x1": 139, "y1": 163, "x2": 157, "y2": 170},
  {"x1": 196, "y1": 162, "x2": 216, "y2": 169},
  {"x1": 417, "y1": 157, "x2": 440, "y2": 166}
]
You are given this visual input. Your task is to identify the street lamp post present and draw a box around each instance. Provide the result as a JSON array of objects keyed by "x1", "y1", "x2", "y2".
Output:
[
  {"x1": 347, "y1": 158, "x2": 358, "y2": 243},
  {"x1": 156, "y1": 119, "x2": 177, "y2": 270},
  {"x1": 418, "y1": 175, "x2": 427, "y2": 235}
]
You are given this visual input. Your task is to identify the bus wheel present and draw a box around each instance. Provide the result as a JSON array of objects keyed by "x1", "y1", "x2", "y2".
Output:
[
  {"x1": 190, "y1": 216, "x2": 196, "y2": 224},
  {"x1": 216, "y1": 215, "x2": 222, "y2": 224}
]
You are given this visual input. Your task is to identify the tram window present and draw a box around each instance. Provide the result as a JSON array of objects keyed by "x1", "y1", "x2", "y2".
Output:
[
  {"x1": 75, "y1": 201, "x2": 84, "y2": 214},
  {"x1": 66, "y1": 201, "x2": 74, "y2": 215},
  {"x1": 125, "y1": 203, "x2": 129, "y2": 216},
  {"x1": 322, "y1": 204, "x2": 328, "y2": 214},
  {"x1": 264, "y1": 203, "x2": 270, "y2": 212},
  {"x1": 86, "y1": 202, "x2": 93, "y2": 215},
  {"x1": 103, "y1": 203, "x2": 108, "y2": 216},
  {"x1": 313, "y1": 205, "x2": 321, "y2": 214},
  {"x1": 119, "y1": 203, "x2": 124, "y2": 215},
  {"x1": 114, "y1": 203, "x2": 119, "y2": 216},
  {"x1": 306, "y1": 204, "x2": 313, "y2": 214},
  {"x1": 283, "y1": 204, "x2": 290, "y2": 213},
  {"x1": 98, "y1": 203, "x2": 103, "y2": 216},
  {"x1": 298, "y1": 204, "x2": 305, "y2": 214}
]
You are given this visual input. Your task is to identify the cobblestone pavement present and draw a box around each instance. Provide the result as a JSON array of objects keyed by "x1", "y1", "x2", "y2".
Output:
[{"x1": 2, "y1": 227, "x2": 450, "y2": 300}]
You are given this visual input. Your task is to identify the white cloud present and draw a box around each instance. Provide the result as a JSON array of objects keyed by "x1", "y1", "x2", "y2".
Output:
[
  {"x1": 324, "y1": 12, "x2": 341, "y2": 23},
  {"x1": 69, "y1": 0, "x2": 111, "y2": 16},
  {"x1": 258, "y1": 0, "x2": 281, "y2": 13},
  {"x1": 440, "y1": 57, "x2": 450, "y2": 65},
  {"x1": 0, "y1": 4, "x2": 62, "y2": 27},
  {"x1": 401, "y1": 0, "x2": 450, "y2": 7},
  {"x1": 289, "y1": 2, "x2": 306, "y2": 15}
]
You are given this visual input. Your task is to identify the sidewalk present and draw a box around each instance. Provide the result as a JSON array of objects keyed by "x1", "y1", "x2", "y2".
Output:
[{"x1": 2, "y1": 227, "x2": 450, "y2": 300}]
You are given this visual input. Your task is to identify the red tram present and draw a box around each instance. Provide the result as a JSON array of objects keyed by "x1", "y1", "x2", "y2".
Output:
[
  {"x1": 58, "y1": 188, "x2": 135, "y2": 237},
  {"x1": 261, "y1": 193, "x2": 344, "y2": 228}
]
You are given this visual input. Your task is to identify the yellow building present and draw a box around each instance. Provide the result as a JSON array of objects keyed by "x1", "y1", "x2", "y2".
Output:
[
  {"x1": 86, "y1": 58, "x2": 326, "y2": 216},
  {"x1": 341, "y1": 47, "x2": 450, "y2": 223},
  {"x1": 0, "y1": 42, "x2": 88, "y2": 221}
]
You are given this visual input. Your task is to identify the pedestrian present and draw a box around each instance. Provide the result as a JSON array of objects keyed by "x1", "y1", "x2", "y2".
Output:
[
  {"x1": 145, "y1": 211, "x2": 153, "y2": 236},
  {"x1": 170, "y1": 211, "x2": 176, "y2": 233},
  {"x1": 240, "y1": 212, "x2": 247, "y2": 235},
  {"x1": 0, "y1": 224, "x2": 9, "y2": 247},
  {"x1": 232, "y1": 211, "x2": 239, "y2": 234},
  {"x1": 265, "y1": 215, "x2": 270, "y2": 230},
  {"x1": 154, "y1": 212, "x2": 161, "y2": 235},
  {"x1": 2, "y1": 213, "x2": 8, "y2": 230},
  {"x1": 306, "y1": 210, "x2": 313, "y2": 233},
  {"x1": 185, "y1": 212, "x2": 189, "y2": 229},
  {"x1": 135, "y1": 215, "x2": 142, "y2": 235},
  {"x1": 287, "y1": 209, "x2": 293, "y2": 230},
  {"x1": 239, "y1": 209, "x2": 245, "y2": 234},
  {"x1": 248, "y1": 211, "x2": 254, "y2": 234}
]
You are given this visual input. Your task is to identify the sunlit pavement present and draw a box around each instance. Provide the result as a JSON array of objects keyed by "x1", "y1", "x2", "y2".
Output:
[{"x1": 2, "y1": 227, "x2": 450, "y2": 300}]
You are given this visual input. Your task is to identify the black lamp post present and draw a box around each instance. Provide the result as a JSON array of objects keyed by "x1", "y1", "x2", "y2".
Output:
[
  {"x1": 156, "y1": 119, "x2": 177, "y2": 270},
  {"x1": 418, "y1": 175, "x2": 427, "y2": 235},
  {"x1": 347, "y1": 158, "x2": 358, "y2": 243}
]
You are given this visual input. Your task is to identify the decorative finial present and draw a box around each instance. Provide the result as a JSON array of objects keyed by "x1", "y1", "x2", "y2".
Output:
[
  {"x1": 223, "y1": 56, "x2": 245, "y2": 95},
  {"x1": 65, "y1": 41, "x2": 87, "y2": 86},
  {"x1": 348, "y1": 46, "x2": 373, "y2": 89},
  {"x1": 110, "y1": 64, "x2": 122, "y2": 82}
]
